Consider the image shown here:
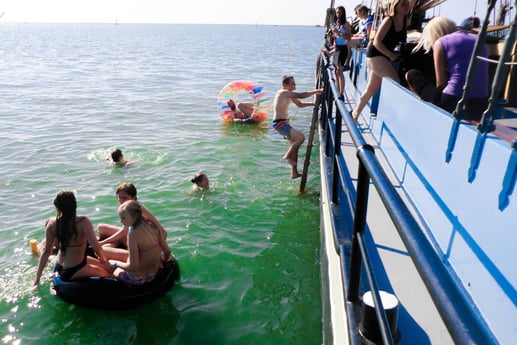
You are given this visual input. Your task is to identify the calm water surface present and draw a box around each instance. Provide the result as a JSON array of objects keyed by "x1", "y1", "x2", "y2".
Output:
[{"x1": 0, "y1": 23, "x2": 324, "y2": 344}]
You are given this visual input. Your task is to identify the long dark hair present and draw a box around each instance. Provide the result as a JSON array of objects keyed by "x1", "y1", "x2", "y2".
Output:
[
  {"x1": 336, "y1": 6, "x2": 347, "y2": 25},
  {"x1": 53, "y1": 190, "x2": 77, "y2": 255}
]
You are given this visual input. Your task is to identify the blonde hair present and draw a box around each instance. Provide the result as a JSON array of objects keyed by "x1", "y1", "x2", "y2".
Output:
[
  {"x1": 118, "y1": 200, "x2": 142, "y2": 219},
  {"x1": 412, "y1": 16, "x2": 457, "y2": 54},
  {"x1": 388, "y1": 0, "x2": 408, "y2": 17}
]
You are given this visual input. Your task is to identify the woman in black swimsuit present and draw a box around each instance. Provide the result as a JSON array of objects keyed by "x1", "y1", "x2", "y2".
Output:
[
  {"x1": 352, "y1": 0, "x2": 411, "y2": 121},
  {"x1": 34, "y1": 191, "x2": 110, "y2": 287}
]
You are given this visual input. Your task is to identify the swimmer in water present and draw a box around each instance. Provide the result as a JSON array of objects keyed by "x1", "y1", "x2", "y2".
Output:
[
  {"x1": 191, "y1": 173, "x2": 210, "y2": 191},
  {"x1": 108, "y1": 149, "x2": 130, "y2": 167}
]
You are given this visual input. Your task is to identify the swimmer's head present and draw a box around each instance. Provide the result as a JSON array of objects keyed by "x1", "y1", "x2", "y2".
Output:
[
  {"x1": 191, "y1": 173, "x2": 209, "y2": 190},
  {"x1": 111, "y1": 149, "x2": 123, "y2": 163},
  {"x1": 227, "y1": 99, "x2": 236, "y2": 111}
]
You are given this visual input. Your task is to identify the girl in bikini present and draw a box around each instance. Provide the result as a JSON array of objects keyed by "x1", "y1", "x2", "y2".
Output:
[
  {"x1": 107, "y1": 200, "x2": 172, "y2": 286},
  {"x1": 98, "y1": 182, "x2": 167, "y2": 261},
  {"x1": 33, "y1": 191, "x2": 110, "y2": 287}
]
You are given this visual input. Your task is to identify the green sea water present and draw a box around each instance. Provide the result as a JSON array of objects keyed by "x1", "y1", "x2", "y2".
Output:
[{"x1": 0, "y1": 23, "x2": 323, "y2": 344}]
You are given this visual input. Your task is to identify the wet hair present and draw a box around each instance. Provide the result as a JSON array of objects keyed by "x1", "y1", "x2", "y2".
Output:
[
  {"x1": 191, "y1": 173, "x2": 207, "y2": 186},
  {"x1": 111, "y1": 149, "x2": 123, "y2": 163},
  {"x1": 412, "y1": 16, "x2": 457, "y2": 54},
  {"x1": 53, "y1": 190, "x2": 77, "y2": 255},
  {"x1": 116, "y1": 182, "x2": 137, "y2": 199},
  {"x1": 282, "y1": 75, "x2": 294, "y2": 86}
]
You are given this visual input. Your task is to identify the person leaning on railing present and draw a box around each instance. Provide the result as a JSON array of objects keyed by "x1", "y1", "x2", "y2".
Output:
[
  {"x1": 351, "y1": 4, "x2": 373, "y2": 48},
  {"x1": 405, "y1": 16, "x2": 488, "y2": 122}
]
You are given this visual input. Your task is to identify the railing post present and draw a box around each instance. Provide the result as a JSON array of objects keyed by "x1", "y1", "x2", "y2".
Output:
[
  {"x1": 348, "y1": 144, "x2": 375, "y2": 302},
  {"x1": 318, "y1": 54, "x2": 330, "y2": 132},
  {"x1": 331, "y1": 104, "x2": 343, "y2": 204},
  {"x1": 325, "y1": 70, "x2": 334, "y2": 158}
]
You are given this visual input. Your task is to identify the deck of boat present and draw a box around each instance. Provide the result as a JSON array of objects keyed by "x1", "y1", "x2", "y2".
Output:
[
  {"x1": 318, "y1": 2, "x2": 516, "y2": 343},
  {"x1": 318, "y1": 60, "x2": 516, "y2": 345},
  {"x1": 319, "y1": 92, "x2": 456, "y2": 344}
]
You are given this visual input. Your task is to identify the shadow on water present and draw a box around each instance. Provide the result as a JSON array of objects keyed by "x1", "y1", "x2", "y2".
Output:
[
  {"x1": 42, "y1": 293, "x2": 181, "y2": 344},
  {"x1": 238, "y1": 192, "x2": 322, "y2": 344},
  {"x1": 219, "y1": 121, "x2": 269, "y2": 138},
  {"x1": 168, "y1": 285, "x2": 230, "y2": 345}
]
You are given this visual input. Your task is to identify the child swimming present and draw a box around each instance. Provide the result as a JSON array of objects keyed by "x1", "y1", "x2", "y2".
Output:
[
  {"x1": 108, "y1": 149, "x2": 130, "y2": 167},
  {"x1": 191, "y1": 173, "x2": 210, "y2": 191}
]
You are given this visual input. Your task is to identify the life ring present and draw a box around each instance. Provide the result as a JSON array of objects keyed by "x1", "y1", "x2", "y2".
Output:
[
  {"x1": 51, "y1": 258, "x2": 180, "y2": 309},
  {"x1": 217, "y1": 80, "x2": 270, "y2": 123}
]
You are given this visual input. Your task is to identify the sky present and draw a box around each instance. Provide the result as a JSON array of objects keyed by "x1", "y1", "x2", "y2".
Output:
[{"x1": 0, "y1": 1, "x2": 492, "y2": 26}]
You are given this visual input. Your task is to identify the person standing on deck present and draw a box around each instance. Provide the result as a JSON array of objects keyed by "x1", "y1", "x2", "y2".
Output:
[
  {"x1": 332, "y1": 6, "x2": 352, "y2": 98},
  {"x1": 272, "y1": 75, "x2": 323, "y2": 179},
  {"x1": 352, "y1": 0, "x2": 411, "y2": 121},
  {"x1": 352, "y1": 5, "x2": 373, "y2": 47}
]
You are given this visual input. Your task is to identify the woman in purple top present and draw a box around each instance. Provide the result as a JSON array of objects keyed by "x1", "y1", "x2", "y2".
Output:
[{"x1": 406, "y1": 16, "x2": 488, "y2": 121}]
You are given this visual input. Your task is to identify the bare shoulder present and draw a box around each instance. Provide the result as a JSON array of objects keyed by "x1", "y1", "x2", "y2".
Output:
[
  {"x1": 140, "y1": 203, "x2": 153, "y2": 218},
  {"x1": 276, "y1": 89, "x2": 290, "y2": 97},
  {"x1": 45, "y1": 217, "x2": 57, "y2": 229},
  {"x1": 280, "y1": 89, "x2": 301, "y2": 98},
  {"x1": 76, "y1": 215, "x2": 93, "y2": 230}
]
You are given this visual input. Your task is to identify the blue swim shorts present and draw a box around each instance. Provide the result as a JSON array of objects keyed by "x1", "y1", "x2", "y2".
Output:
[{"x1": 272, "y1": 120, "x2": 291, "y2": 139}]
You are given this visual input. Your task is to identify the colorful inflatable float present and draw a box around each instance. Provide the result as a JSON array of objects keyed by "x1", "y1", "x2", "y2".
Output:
[{"x1": 217, "y1": 80, "x2": 271, "y2": 123}]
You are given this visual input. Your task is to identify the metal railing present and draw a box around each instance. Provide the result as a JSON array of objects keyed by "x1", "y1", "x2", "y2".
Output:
[{"x1": 316, "y1": 53, "x2": 498, "y2": 344}]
